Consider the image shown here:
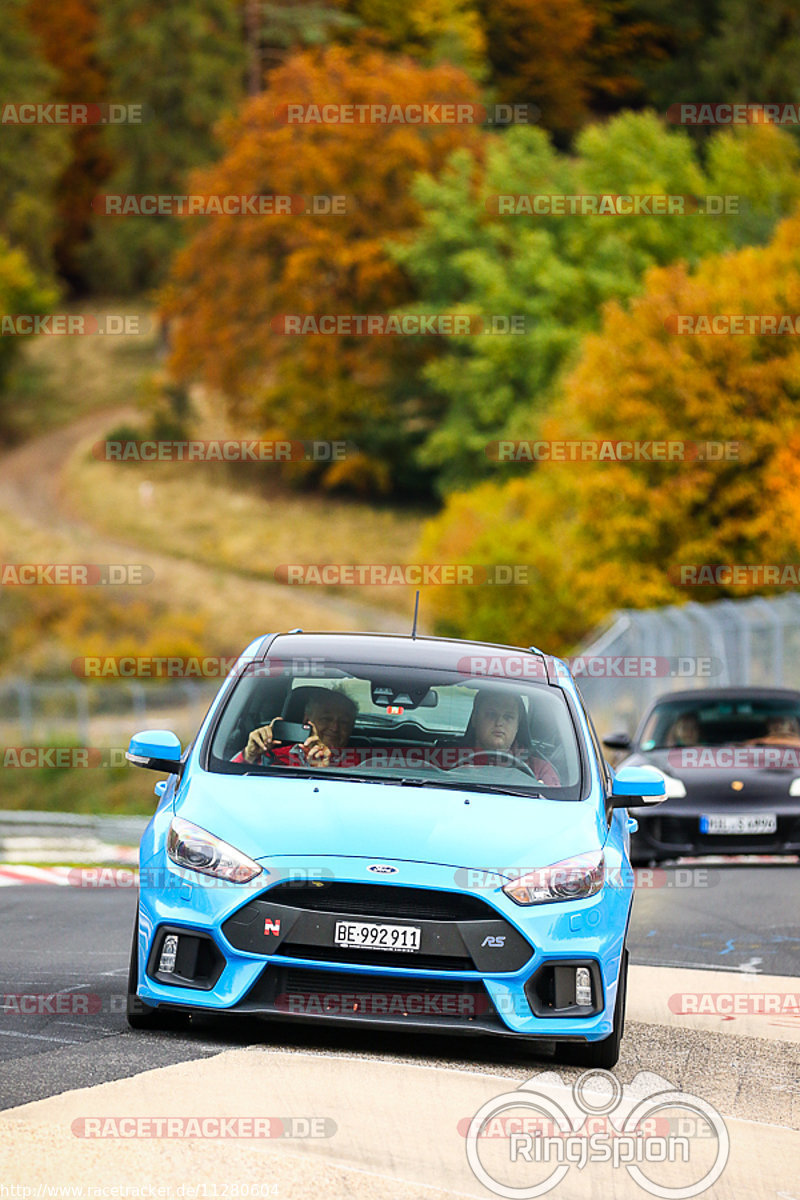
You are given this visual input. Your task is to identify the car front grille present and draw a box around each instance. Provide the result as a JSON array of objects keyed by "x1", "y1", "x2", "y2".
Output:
[
  {"x1": 237, "y1": 964, "x2": 507, "y2": 1029},
  {"x1": 222, "y1": 881, "x2": 533, "y2": 973},
  {"x1": 649, "y1": 815, "x2": 800, "y2": 852},
  {"x1": 264, "y1": 880, "x2": 492, "y2": 921}
]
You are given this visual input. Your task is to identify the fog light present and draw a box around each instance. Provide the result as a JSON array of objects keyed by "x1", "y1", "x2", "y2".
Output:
[
  {"x1": 575, "y1": 966, "x2": 592, "y2": 1006},
  {"x1": 159, "y1": 934, "x2": 179, "y2": 974}
]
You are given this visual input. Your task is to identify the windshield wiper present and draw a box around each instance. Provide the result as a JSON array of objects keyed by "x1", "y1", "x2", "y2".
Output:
[{"x1": 235, "y1": 764, "x2": 544, "y2": 796}]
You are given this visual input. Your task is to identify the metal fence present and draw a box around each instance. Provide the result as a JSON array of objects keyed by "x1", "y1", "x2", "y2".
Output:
[
  {"x1": 5, "y1": 596, "x2": 800, "y2": 749},
  {"x1": 0, "y1": 679, "x2": 218, "y2": 749},
  {"x1": 573, "y1": 594, "x2": 800, "y2": 736}
]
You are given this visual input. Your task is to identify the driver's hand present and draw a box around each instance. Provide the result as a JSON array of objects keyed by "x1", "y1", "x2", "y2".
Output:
[
  {"x1": 243, "y1": 720, "x2": 278, "y2": 764},
  {"x1": 301, "y1": 721, "x2": 333, "y2": 767}
]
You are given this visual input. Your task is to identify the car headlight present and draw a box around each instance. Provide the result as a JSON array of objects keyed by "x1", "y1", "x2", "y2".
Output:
[
  {"x1": 660, "y1": 774, "x2": 687, "y2": 799},
  {"x1": 789, "y1": 778, "x2": 800, "y2": 797},
  {"x1": 503, "y1": 851, "x2": 604, "y2": 905},
  {"x1": 167, "y1": 817, "x2": 262, "y2": 883}
]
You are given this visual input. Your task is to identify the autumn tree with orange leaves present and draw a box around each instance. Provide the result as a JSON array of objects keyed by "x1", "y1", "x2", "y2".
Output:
[
  {"x1": 416, "y1": 211, "x2": 800, "y2": 652},
  {"x1": 163, "y1": 46, "x2": 483, "y2": 492}
]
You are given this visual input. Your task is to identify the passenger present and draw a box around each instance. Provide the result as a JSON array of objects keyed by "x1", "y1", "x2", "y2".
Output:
[
  {"x1": 461, "y1": 690, "x2": 561, "y2": 785},
  {"x1": 233, "y1": 689, "x2": 357, "y2": 768},
  {"x1": 749, "y1": 715, "x2": 800, "y2": 745}
]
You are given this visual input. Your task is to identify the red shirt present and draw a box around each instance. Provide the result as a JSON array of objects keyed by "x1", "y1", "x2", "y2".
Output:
[{"x1": 232, "y1": 742, "x2": 561, "y2": 784}]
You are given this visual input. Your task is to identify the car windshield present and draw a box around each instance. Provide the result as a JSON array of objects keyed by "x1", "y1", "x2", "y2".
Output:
[
  {"x1": 207, "y1": 658, "x2": 583, "y2": 799},
  {"x1": 640, "y1": 697, "x2": 800, "y2": 750}
]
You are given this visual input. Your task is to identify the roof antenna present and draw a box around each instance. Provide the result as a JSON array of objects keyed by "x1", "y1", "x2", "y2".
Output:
[{"x1": 411, "y1": 589, "x2": 420, "y2": 639}]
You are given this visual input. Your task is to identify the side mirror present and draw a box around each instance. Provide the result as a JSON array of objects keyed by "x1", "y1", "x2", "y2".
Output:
[
  {"x1": 127, "y1": 730, "x2": 184, "y2": 775},
  {"x1": 610, "y1": 765, "x2": 666, "y2": 808},
  {"x1": 603, "y1": 731, "x2": 632, "y2": 751}
]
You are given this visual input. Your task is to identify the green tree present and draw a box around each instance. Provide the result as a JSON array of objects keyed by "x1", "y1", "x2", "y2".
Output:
[
  {"x1": 391, "y1": 112, "x2": 800, "y2": 491},
  {"x1": 349, "y1": 0, "x2": 487, "y2": 76},
  {"x1": 83, "y1": 0, "x2": 246, "y2": 292},
  {"x1": 0, "y1": 238, "x2": 58, "y2": 440},
  {"x1": 699, "y1": 0, "x2": 800, "y2": 106},
  {"x1": 0, "y1": 0, "x2": 69, "y2": 281},
  {"x1": 25, "y1": 0, "x2": 113, "y2": 291}
]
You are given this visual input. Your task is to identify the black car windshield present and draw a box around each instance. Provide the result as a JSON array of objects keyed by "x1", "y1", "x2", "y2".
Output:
[
  {"x1": 640, "y1": 697, "x2": 800, "y2": 750},
  {"x1": 207, "y1": 658, "x2": 583, "y2": 798}
]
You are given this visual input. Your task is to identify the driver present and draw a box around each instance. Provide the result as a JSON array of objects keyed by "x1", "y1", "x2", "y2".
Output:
[
  {"x1": 233, "y1": 688, "x2": 357, "y2": 768},
  {"x1": 748, "y1": 714, "x2": 800, "y2": 746},
  {"x1": 461, "y1": 690, "x2": 560, "y2": 785},
  {"x1": 664, "y1": 713, "x2": 700, "y2": 747}
]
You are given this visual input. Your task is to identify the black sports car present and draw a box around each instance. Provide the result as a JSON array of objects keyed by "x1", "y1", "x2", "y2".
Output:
[{"x1": 604, "y1": 687, "x2": 800, "y2": 863}]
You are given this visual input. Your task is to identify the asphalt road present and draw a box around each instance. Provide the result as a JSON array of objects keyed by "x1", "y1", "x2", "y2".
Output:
[{"x1": 1, "y1": 865, "x2": 798, "y2": 1113}]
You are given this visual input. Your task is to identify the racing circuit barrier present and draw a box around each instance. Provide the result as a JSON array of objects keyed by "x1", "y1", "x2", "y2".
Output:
[{"x1": 574, "y1": 593, "x2": 800, "y2": 734}]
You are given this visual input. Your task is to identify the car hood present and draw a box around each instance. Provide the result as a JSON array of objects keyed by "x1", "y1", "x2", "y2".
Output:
[
  {"x1": 174, "y1": 770, "x2": 604, "y2": 876},
  {"x1": 623, "y1": 749, "x2": 800, "y2": 806}
]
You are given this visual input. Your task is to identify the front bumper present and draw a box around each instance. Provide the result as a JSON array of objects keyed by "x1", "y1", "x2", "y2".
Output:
[
  {"x1": 631, "y1": 812, "x2": 800, "y2": 859},
  {"x1": 134, "y1": 855, "x2": 630, "y2": 1043}
]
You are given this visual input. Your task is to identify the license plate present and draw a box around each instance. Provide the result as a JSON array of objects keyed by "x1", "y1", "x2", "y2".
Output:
[
  {"x1": 700, "y1": 813, "x2": 777, "y2": 835},
  {"x1": 333, "y1": 920, "x2": 421, "y2": 953}
]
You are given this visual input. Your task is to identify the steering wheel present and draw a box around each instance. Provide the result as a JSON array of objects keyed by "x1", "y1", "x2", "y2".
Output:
[{"x1": 447, "y1": 749, "x2": 542, "y2": 780}]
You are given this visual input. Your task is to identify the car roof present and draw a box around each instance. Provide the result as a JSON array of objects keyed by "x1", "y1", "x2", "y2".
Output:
[
  {"x1": 258, "y1": 630, "x2": 555, "y2": 678},
  {"x1": 648, "y1": 686, "x2": 800, "y2": 705}
]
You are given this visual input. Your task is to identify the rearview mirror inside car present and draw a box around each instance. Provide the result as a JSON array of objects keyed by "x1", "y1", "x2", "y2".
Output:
[{"x1": 370, "y1": 682, "x2": 438, "y2": 709}]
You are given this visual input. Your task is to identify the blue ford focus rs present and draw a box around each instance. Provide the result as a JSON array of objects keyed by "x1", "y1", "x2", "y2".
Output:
[{"x1": 126, "y1": 631, "x2": 664, "y2": 1067}]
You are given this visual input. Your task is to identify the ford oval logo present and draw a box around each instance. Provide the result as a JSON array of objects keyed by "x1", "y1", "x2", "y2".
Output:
[{"x1": 367, "y1": 864, "x2": 397, "y2": 875}]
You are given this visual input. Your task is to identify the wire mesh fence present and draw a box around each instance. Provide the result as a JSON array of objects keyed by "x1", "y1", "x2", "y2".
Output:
[
  {"x1": 0, "y1": 679, "x2": 218, "y2": 750},
  {"x1": 4, "y1": 595, "x2": 800, "y2": 752},
  {"x1": 573, "y1": 594, "x2": 800, "y2": 736}
]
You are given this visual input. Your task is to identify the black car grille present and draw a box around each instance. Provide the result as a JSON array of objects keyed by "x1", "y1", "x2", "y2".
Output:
[
  {"x1": 648, "y1": 815, "x2": 800, "y2": 852},
  {"x1": 222, "y1": 881, "x2": 533, "y2": 973},
  {"x1": 238, "y1": 965, "x2": 507, "y2": 1029},
  {"x1": 277, "y1": 943, "x2": 475, "y2": 970},
  {"x1": 265, "y1": 881, "x2": 491, "y2": 921}
]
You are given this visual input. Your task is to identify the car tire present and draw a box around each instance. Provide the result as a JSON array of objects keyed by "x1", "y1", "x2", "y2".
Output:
[
  {"x1": 554, "y1": 947, "x2": 628, "y2": 1070},
  {"x1": 126, "y1": 911, "x2": 187, "y2": 1031}
]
